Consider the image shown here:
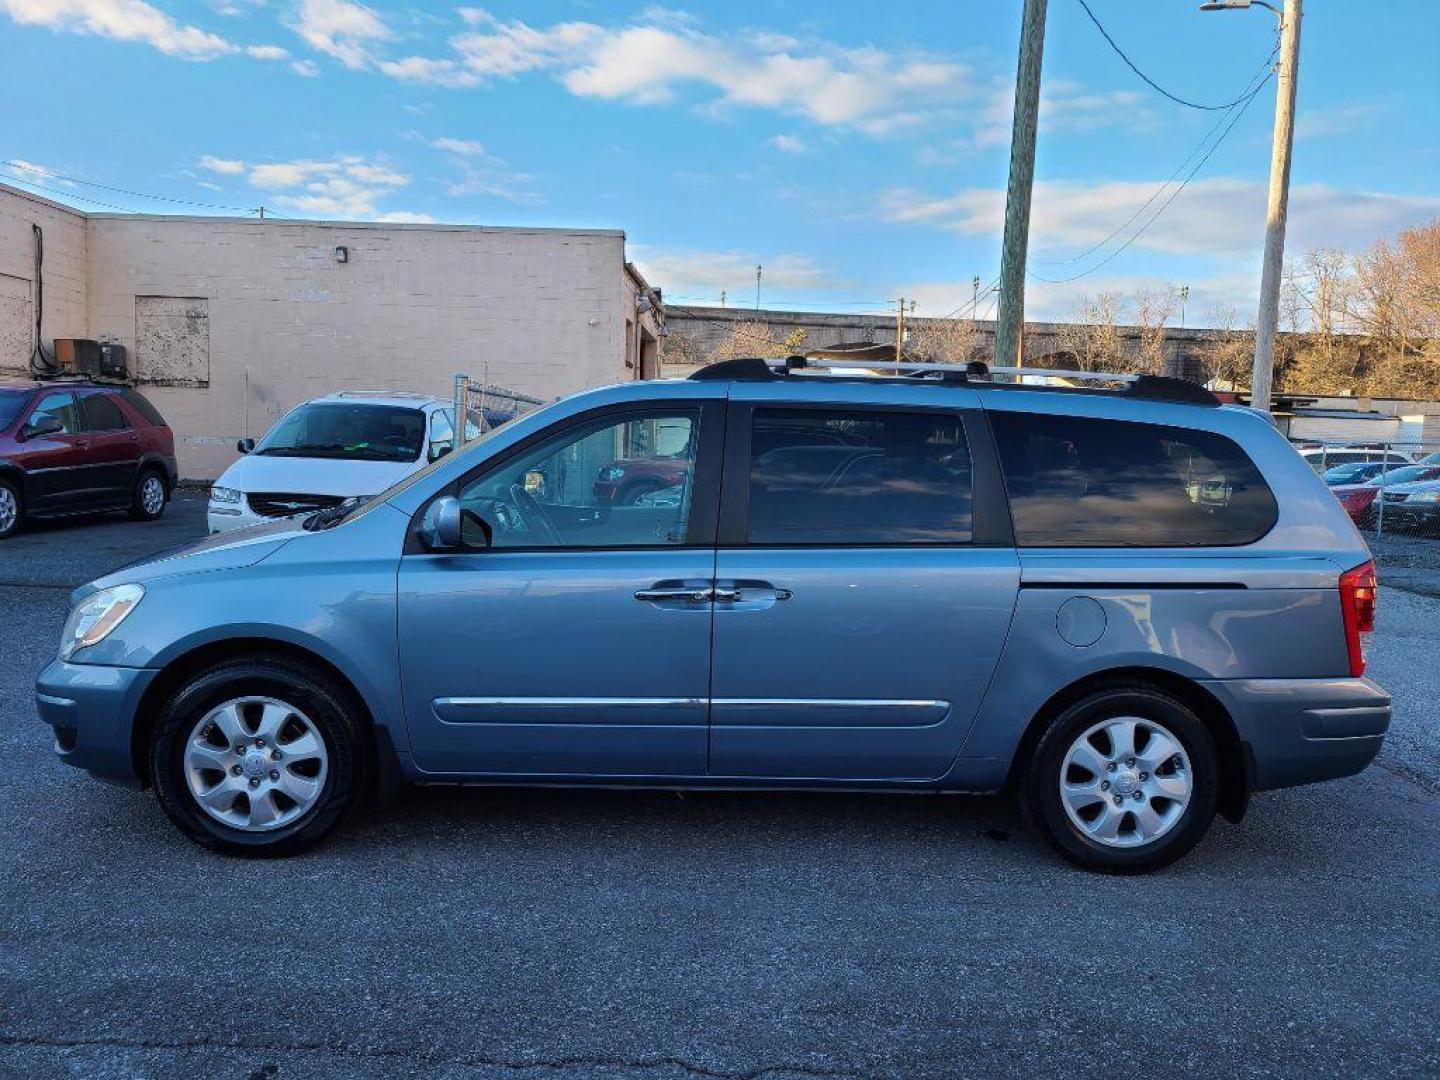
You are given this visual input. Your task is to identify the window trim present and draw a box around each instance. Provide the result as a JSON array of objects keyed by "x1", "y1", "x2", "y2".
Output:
[
  {"x1": 79, "y1": 390, "x2": 131, "y2": 433},
  {"x1": 403, "y1": 399, "x2": 726, "y2": 556},
  {"x1": 716, "y1": 401, "x2": 1013, "y2": 549},
  {"x1": 989, "y1": 409, "x2": 1279, "y2": 549}
]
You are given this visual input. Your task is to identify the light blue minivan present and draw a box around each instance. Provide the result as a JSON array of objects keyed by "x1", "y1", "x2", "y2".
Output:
[{"x1": 36, "y1": 359, "x2": 1390, "y2": 871}]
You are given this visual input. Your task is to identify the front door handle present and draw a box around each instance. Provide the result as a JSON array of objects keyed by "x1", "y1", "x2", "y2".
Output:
[{"x1": 635, "y1": 585, "x2": 712, "y2": 603}]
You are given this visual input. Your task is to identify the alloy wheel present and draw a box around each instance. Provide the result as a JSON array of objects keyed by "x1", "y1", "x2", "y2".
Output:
[
  {"x1": 0, "y1": 486, "x2": 16, "y2": 533},
  {"x1": 1058, "y1": 716, "x2": 1193, "y2": 848},
  {"x1": 141, "y1": 475, "x2": 165, "y2": 516},
  {"x1": 183, "y1": 696, "x2": 329, "y2": 831}
]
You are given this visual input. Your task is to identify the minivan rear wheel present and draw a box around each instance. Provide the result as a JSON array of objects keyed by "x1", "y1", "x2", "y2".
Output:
[
  {"x1": 128, "y1": 468, "x2": 167, "y2": 521},
  {"x1": 150, "y1": 657, "x2": 368, "y2": 856},
  {"x1": 0, "y1": 478, "x2": 20, "y2": 539},
  {"x1": 1023, "y1": 687, "x2": 1220, "y2": 873}
]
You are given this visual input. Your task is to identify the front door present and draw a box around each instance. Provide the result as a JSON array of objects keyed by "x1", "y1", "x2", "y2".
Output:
[
  {"x1": 20, "y1": 391, "x2": 98, "y2": 511},
  {"x1": 398, "y1": 400, "x2": 724, "y2": 777},
  {"x1": 709, "y1": 395, "x2": 1020, "y2": 781}
]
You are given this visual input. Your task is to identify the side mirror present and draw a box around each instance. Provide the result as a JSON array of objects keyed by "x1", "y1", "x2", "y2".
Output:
[
  {"x1": 20, "y1": 413, "x2": 64, "y2": 441},
  {"x1": 523, "y1": 470, "x2": 548, "y2": 498},
  {"x1": 419, "y1": 495, "x2": 463, "y2": 550},
  {"x1": 237, "y1": 438, "x2": 255, "y2": 454},
  {"x1": 428, "y1": 442, "x2": 453, "y2": 462}
]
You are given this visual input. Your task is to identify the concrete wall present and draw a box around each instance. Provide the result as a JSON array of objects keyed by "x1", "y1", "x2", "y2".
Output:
[
  {"x1": 0, "y1": 187, "x2": 88, "y2": 375},
  {"x1": 85, "y1": 215, "x2": 634, "y2": 478}
]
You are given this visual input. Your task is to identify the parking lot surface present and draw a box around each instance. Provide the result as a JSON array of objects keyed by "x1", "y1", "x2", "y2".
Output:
[{"x1": 2, "y1": 496, "x2": 1437, "y2": 1079}]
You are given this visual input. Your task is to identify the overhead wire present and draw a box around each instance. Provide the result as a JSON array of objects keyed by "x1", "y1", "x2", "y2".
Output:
[
  {"x1": 0, "y1": 160, "x2": 287, "y2": 217},
  {"x1": 1074, "y1": 0, "x2": 1278, "y2": 111}
]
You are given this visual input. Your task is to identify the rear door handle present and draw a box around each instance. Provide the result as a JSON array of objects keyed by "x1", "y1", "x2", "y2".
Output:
[{"x1": 714, "y1": 580, "x2": 792, "y2": 603}]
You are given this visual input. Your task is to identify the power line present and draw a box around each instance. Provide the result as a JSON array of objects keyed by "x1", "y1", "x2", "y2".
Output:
[
  {"x1": 1033, "y1": 44, "x2": 1277, "y2": 268},
  {"x1": 1027, "y1": 69, "x2": 1271, "y2": 285},
  {"x1": 1074, "y1": 0, "x2": 1277, "y2": 111},
  {"x1": 0, "y1": 159, "x2": 285, "y2": 217}
]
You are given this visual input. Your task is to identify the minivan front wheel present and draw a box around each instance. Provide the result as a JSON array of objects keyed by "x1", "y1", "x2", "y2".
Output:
[
  {"x1": 1024, "y1": 687, "x2": 1220, "y2": 873},
  {"x1": 129, "y1": 469, "x2": 167, "y2": 521},
  {"x1": 150, "y1": 658, "x2": 367, "y2": 855}
]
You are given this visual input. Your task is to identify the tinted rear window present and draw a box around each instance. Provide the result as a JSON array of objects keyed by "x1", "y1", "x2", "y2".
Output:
[
  {"x1": 82, "y1": 393, "x2": 129, "y2": 431},
  {"x1": 120, "y1": 388, "x2": 167, "y2": 427},
  {"x1": 991, "y1": 411, "x2": 1278, "y2": 547},
  {"x1": 747, "y1": 408, "x2": 973, "y2": 544}
]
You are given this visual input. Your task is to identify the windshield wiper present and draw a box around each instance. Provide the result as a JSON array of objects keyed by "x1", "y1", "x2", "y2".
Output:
[{"x1": 302, "y1": 497, "x2": 362, "y2": 531}]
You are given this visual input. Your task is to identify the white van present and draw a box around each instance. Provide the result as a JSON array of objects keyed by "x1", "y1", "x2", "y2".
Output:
[{"x1": 207, "y1": 392, "x2": 475, "y2": 533}]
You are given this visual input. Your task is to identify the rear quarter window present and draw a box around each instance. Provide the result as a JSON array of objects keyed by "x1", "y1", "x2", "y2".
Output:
[
  {"x1": 120, "y1": 388, "x2": 167, "y2": 427},
  {"x1": 990, "y1": 411, "x2": 1278, "y2": 547}
]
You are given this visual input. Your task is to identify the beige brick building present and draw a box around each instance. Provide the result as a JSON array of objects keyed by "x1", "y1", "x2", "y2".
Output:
[{"x1": 0, "y1": 183, "x2": 661, "y2": 478}]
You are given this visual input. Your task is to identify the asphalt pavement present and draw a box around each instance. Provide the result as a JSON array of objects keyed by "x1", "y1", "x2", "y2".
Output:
[{"x1": 1, "y1": 495, "x2": 1436, "y2": 1079}]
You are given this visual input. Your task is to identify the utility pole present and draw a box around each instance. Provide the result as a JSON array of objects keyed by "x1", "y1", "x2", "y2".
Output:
[
  {"x1": 755, "y1": 265, "x2": 762, "y2": 310},
  {"x1": 895, "y1": 298, "x2": 915, "y2": 362},
  {"x1": 1179, "y1": 284, "x2": 1190, "y2": 328},
  {"x1": 993, "y1": 0, "x2": 1048, "y2": 371},
  {"x1": 720, "y1": 289, "x2": 726, "y2": 308},
  {"x1": 972, "y1": 275, "x2": 981, "y2": 315},
  {"x1": 1251, "y1": 0, "x2": 1302, "y2": 413}
]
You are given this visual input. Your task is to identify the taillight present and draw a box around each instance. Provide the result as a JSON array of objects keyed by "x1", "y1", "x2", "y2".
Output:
[{"x1": 1339, "y1": 560, "x2": 1377, "y2": 677}]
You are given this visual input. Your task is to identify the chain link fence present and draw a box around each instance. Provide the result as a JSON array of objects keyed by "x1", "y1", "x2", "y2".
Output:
[
  {"x1": 1297, "y1": 438, "x2": 1440, "y2": 543},
  {"x1": 451, "y1": 373, "x2": 546, "y2": 448}
]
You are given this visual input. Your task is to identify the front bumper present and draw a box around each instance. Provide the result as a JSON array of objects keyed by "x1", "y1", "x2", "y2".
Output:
[
  {"x1": 36, "y1": 659, "x2": 157, "y2": 787},
  {"x1": 1376, "y1": 501, "x2": 1440, "y2": 532},
  {"x1": 1200, "y1": 676, "x2": 1391, "y2": 791}
]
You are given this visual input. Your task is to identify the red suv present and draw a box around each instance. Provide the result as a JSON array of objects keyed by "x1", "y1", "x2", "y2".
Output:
[{"x1": 0, "y1": 381, "x2": 178, "y2": 539}]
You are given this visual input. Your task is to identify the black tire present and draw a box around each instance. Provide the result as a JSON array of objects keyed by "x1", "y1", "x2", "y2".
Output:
[
  {"x1": 1022, "y1": 686, "x2": 1220, "y2": 874},
  {"x1": 616, "y1": 480, "x2": 665, "y2": 505},
  {"x1": 0, "y1": 477, "x2": 21, "y2": 539},
  {"x1": 149, "y1": 657, "x2": 370, "y2": 856},
  {"x1": 128, "y1": 467, "x2": 168, "y2": 522}
]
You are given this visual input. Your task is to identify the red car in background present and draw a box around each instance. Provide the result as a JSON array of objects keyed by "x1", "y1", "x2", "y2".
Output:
[
  {"x1": 1332, "y1": 464, "x2": 1440, "y2": 525},
  {"x1": 0, "y1": 380, "x2": 177, "y2": 539}
]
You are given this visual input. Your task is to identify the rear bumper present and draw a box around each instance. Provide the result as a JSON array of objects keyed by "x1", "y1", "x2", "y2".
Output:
[
  {"x1": 35, "y1": 659, "x2": 156, "y2": 788},
  {"x1": 1200, "y1": 676, "x2": 1390, "y2": 791}
]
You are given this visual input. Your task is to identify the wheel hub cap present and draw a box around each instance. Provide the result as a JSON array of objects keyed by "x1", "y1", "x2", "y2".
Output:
[
  {"x1": 1058, "y1": 716, "x2": 1193, "y2": 849},
  {"x1": 183, "y1": 696, "x2": 328, "y2": 832}
]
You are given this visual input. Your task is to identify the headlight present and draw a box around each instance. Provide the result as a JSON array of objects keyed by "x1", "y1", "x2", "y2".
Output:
[
  {"x1": 1411, "y1": 490, "x2": 1440, "y2": 503},
  {"x1": 209, "y1": 486, "x2": 241, "y2": 505},
  {"x1": 60, "y1": 584, "x2": 145, "y2": 660},
  {"x1": 598, "y1": 466, "x2": 625, "y2": 482}
]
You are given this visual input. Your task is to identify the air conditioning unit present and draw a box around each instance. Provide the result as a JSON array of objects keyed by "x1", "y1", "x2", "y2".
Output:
[
  {"x1": 99, "y1": 342, "x2": 128, "y2": 378},
  {"x1": 53, "y1": 338, "x2": 103, "y2": 376}
]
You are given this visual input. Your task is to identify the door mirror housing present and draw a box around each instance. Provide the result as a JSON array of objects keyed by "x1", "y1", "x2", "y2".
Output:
[
  {"x1": 237, "y1": 438, "x2": 255, "y2": 454},
  {"x1": 20, "y1": 412, "x2": 64, "y2": 441},
  {"x1": 522, "y1": 470, "x2": 548, "y2": 498},
  {"x1": 419, "y1": 495, "x2": 463, "y2": 550},
  {"x1": 428, "y1": 441, "x2": 453, "y2": 462}
]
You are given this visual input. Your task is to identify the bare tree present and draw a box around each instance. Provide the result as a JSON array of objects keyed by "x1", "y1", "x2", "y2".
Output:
[
  {"x1": 907, "y1": 317, "x2": 980, "y2": 362},
  {"x1": 708, "y1": 321, "x2": 809, "y2": 361},
  {"x1": 1056, "y1": 292, "x2": 1125, "y2": 372},
  {"x1": 1196, "y1": 305, "x2": 1254, "y2": 390},
  {"x1": 1132, "y1": 286, "x2": 1180, "y2": 374}
]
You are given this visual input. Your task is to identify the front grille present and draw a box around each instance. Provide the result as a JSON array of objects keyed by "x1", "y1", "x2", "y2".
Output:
[
  {"x1": 247, "y1": 492, "x2": 346, "y2": 518},
  {"x1": 1383, "y1": 491, "x2": 1409, "y2": 504}
]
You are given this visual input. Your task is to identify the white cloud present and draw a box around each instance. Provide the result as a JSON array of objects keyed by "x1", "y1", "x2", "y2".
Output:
[
  {"x1": 374, "y1": 210, "x2": 435, "y2": 223},
  {"x1": 290, "y1": 58, "x2": 319, "y2": 77},
  {"x1": 883, "y1": 179, "x2": 1440, "y2": 259},
  {"x1": 4, "y1": 159, "x2": 75, "y2": 187},
  {"x1": 198, "y1": 154, "x2": 246, "y2": 174},
  {"x1": 431, "y1": 137, "x2": 488, "y2": 157},
  {"x1": 767, "y1": 134, "x2": 807, "y2": 154},
  {"x1": 245, "y1": 43, "x2": 287, "y2": 60},
  {"x1": 631, "y1": 247, "x2": 840, "y2": 296},
  {"x1": 378, "y1": 55, "x2": 480, "y2": 87},
  {"x1": 199, "y1": 153, "x2": 412, "y2": 218},
  {"x1": 287, "y1": 0, "x2": 389, "y2": 69},
  {"x1": 0, "y1": 0, "x2": 287, "y2": 61}
]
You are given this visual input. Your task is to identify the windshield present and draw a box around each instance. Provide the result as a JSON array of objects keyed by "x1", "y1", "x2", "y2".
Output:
[
  {"x1": 1376, "y1": 466, "x2": 1433, "y2": 485},
  {"x1": 255, "y1": 403, "x2": 426, "y2": 461},
  {"x1": 0, "y1": 390, "x2": 29, "y2": 428}
]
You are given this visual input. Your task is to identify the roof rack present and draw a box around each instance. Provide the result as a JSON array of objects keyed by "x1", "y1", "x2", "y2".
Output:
[
  {"x1": 687, "y1": 356, "x2": 1220, "y2": 407},
  {"x1": 331, "y1": 389, "x2": 435, "y2": 400}
]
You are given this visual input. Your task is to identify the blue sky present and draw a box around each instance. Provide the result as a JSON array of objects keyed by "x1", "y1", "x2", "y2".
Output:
[{"x1": 2, "y1": 0, "x2": 1437, "y2": 324}]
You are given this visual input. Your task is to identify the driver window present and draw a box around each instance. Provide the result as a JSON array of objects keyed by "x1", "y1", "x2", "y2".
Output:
[{"x1": 457, "y1": 408, "x2": 700, "y2": 549}]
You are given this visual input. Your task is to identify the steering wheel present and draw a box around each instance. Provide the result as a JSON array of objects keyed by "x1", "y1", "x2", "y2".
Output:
[{"x1": 508, "y1": 483, "x2": 561, "y2": 546}]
